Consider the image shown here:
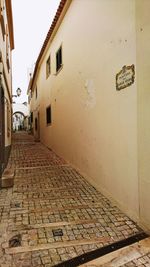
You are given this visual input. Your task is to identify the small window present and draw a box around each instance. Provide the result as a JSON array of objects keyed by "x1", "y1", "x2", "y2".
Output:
[
  {"x1": 35, "y1": 86, "x2": 37, "y2": 99},
  {"x1": 46, "y1": 106, "x2": 51, "y2": 125},
  {"x1": 56, "y1": 46, "x2": 62, "y2": 73},
  {"x1": 6, "y1": 25, "x2": 10, "y2": 71},
  {"x1": 31, "y1": 112, "x2": 33, "y2": 123},
  {"x1": 46, "y1": 56, "x2": 51, "y2": 78}
]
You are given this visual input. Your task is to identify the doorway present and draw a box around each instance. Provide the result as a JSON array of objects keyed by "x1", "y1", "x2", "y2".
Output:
[
  {"x1": 37, "y1": 112, "x2": 40, "y2": 141},
  {"x1": 13, "y1": 112, "x2": 25, "y2": 131}
]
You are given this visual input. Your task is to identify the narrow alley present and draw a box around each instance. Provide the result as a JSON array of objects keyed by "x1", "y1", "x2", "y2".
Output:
[
  {"x1": 1, "y1": 0, "x2": 150, "y2": 266},
  {"x1": 0, "y1": 132, "x2": 149, "y2": 267}
]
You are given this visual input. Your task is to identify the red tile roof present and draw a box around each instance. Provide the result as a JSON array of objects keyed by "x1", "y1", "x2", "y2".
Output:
[{"x1": 30, "y1": 0, "x2": 68, "y2": 90}]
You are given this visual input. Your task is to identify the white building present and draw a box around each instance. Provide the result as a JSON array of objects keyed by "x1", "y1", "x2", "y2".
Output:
[{"x1": 12, "y1": 89, "x2": 29, "y2": 131}]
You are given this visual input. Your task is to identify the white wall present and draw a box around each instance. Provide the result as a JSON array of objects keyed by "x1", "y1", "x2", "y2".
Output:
[
  {"x1": 0, "y1": 0, "x2": 13, "y2": 148},
  {"x1": 13, "y1": 103, "x2": 29, "y2": 117},
  {"x1": 32, "y1": 0, "x2": 139, "y2": 222},
  {"x1": 136, "y1": 0, "x2": 150, "y2": 230}
]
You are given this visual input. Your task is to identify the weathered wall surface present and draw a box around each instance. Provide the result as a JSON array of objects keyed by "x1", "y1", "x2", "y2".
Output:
[
  {"x1": 0, "y1": 0, "x2": 13, "y2": 149},
  {"x1": 136, "y1": 0, "x2": 150, "y2": 230},
  {"x1": 33, "y1": 0, "x2": 139, "y2": 222}
]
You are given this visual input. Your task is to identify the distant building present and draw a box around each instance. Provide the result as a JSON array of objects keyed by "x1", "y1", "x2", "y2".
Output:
[
  {"x1": 12, "y1": 102, "x2": 29, "y2": 131},
  {"x1": 12, "y1": 89, "x2": 29, "y2": 131},
  {"x1": 0, "y1": 0, "x2": 14, "y2": 177},
  {"x1": 28, "y1": 0, "x2": 150, "y2": 230}
]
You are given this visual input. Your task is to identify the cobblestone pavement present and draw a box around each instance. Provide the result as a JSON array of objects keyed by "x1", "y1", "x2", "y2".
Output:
[
  {"x1": 0, "y1": 132, "x2": 147, "y2": 267},
  {"x1": 122, "y1": 253, "x2": 150, "y2": 267}
]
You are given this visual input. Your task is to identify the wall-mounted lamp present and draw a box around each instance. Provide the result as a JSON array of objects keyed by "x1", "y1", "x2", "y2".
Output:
[
  {"x1": 16, "y1": 88, "x2": 21, "y2": 97},
  {"x1": 12, "y1": 88, "x2": 22, "y2": 100}
]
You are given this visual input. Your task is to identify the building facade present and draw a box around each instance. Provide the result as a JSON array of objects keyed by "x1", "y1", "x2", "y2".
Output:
[
  {"x1": 0, "y1": 0, "x2": 14, "y2": 177},
  {"x1": 28, "y1": 0, "x2": 150, "y2": 230}
]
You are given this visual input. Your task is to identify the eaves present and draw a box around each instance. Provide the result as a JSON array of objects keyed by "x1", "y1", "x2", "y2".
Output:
[{"x1": 30, "y1": 0, "x2": 72, "y2": 91}]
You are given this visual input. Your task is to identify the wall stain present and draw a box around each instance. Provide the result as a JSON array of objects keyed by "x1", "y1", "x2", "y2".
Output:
[{"x1": 84, "y1": 79, "x2": 96, "y2": 109}]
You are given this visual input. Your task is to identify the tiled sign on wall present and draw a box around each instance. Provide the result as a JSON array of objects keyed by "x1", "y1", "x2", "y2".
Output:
[{"x1": 116, "y1": 65, "x2": 135, "y2": 91}]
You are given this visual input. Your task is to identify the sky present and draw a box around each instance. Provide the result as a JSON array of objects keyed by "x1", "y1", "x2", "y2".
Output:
[{"x1": 12, "y1": 0, "x2": 60, "y2": 100}]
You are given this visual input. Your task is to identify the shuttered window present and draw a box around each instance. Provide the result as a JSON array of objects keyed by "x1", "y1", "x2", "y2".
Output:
[
  {"x1": 56, "y1": 46, "x2": 62, "y2": 72},
  {"x1": 46, "y1": 106, "x2": 51, "y2": 125}
]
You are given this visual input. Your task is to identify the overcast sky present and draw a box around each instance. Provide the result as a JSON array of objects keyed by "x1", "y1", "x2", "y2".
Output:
[{"x1": 12, "y1": 0, "x2": 60, "y2": 99}]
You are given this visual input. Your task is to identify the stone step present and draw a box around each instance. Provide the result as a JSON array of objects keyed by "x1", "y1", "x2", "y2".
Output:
[
  {"x1": 1, "y1": 168, "x2": 14, "y2": 188},
  {"x1": 5, "y1": 236, "x2": 111, "y2": 255},
  {"x1": 79, "y1": 237, "x2": 150, "y2": 266}
]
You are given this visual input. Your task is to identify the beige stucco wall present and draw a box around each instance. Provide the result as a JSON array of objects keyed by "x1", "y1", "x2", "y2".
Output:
[
  {"x1": 4, "y1": 80, "x2": 11, "y2": 147},
  {"x1": 0, "y1": 0, "x2": 13, "y2": 147},
  {"x1": 0, "y1": 2, "x2": 12, "y2": 94},
  {"x1": 4, "y1": 70, "x2": 12, "y2": 148},
  {"x1": 136, "y1": 0, "x2": 150, "y2": 230},
  {"x1": 32, "y1": 0, "x2": 139, "y2": 222},
  {"x1": 30, "y1": 75, "x2": 41, "y2": 139}
]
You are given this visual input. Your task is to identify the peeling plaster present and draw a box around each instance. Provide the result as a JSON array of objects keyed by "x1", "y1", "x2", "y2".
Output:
[
  {"x1": 84, "y1": 79, "x2": 96, "y2": 109},
  {"x1": 78, "y1": 72, "x2": 96, "y2": 109}
]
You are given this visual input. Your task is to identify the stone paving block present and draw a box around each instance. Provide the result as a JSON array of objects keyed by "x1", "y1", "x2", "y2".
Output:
[
  {"x1": 0, "y1": 132, "x2": 148, "y2": 266},
  {"x1": 123, "y1": 252, "x2": 150, "y2": 267}
]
